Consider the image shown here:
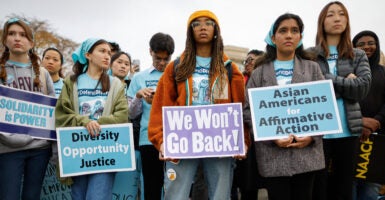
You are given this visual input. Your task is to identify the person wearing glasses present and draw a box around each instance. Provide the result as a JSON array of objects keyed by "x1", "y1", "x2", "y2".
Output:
[
  {"x1": 127, "y1": 32, "x2": 175, "y2": 200},
  {"x1": 352, "y1": 30, "x2": 385, "y2": 200},
  {"x1": 242, "y1": 49, "x2": 264, "y2": 85},
  {"x1": 148, "y1": 10, "x2": 248, "y2": 200},
  {"x1": 0, "y1": 17, "x2": 55, "y2": 200}
]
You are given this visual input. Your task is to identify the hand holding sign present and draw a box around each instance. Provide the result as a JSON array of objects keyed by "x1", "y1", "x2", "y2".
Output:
[
  {"x1": 85, "y1": 120, "x2": 101, "y2": 136},
  {"x1": 162, "y1": 103, "x2": 245, "y2": 159}
]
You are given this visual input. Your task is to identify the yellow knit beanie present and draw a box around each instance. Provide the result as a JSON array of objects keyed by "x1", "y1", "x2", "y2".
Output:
[{"x1": 187, "y1": 10, "x2": 219, "y2": 28}]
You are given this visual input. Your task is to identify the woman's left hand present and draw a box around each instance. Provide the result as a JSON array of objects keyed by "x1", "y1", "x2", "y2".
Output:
[{"x1": 233, "y1": 144, "x2": 248, "y2": 160}]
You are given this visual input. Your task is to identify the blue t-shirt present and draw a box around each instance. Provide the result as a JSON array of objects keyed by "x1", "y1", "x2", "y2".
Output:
[
  {"x1": 324, "y1": 46, "x2": 352, "y2": 139},
  {"x1": 274, "y1": 59, "x2": 294, "y2": 86},
  {"x1": 127, "y1": 67, "x2": 163, "y2": 146},
  {"x1": 77, "y1": 73, "x2": 110, "y2": 120},
  {"x1": 53, "y1": 78, "x2": 64, "y2": 97},
  {"x1": 192, "y1": 56, "x2": 211, "y2": 105}
]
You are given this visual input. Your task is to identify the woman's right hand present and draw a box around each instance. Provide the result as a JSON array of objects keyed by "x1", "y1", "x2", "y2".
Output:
[
  {"x1": 274, "y1": 135, "x2": 295, "y2": 148},
  {"x1": 85, "y1": 120, "x2": 101, "y2": 137},
  {"x1": 159, "y1": 143, "x2": 179, "y2": 163}
]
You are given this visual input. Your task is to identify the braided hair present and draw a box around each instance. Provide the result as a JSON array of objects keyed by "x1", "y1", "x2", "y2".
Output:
[{"x1": 0, "y1": 19, "x2": 41, "y2": 91}]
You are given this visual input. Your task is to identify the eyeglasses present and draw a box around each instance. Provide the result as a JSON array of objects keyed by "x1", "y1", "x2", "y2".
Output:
[
  {"x1": 7, "y1": 17, "x2": 30, "y2": 25},
  {"x1": 191, "y1": 20, "x2": 215, "y2": 29},
  {"x1": 242, "y1": 57, "x2": 255, "y2": 65},
  {"x1": 356, "y1": 41, "x2": 376, "y2": 48}
]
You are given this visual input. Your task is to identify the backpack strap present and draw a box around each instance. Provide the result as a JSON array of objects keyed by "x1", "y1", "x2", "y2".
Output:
[
  {"x1": 224, "y1": 60, "x2": 232, "y2": 83},
  {"x1": 173, "y1": 57, "x2": 180, "y2": 78}
]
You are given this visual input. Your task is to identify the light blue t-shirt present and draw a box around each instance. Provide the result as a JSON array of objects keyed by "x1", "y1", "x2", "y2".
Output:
[
  {"x1": 192, "y1": 56, "x2": 211, "y2": 105},
  {"x1": 53, "y1": 78, "x2": 64, "y2": 97},
  {"x1": 274, "y1": 59, "x2": 294, "y2": 86},
  {"x1": 127, "y1": 67, "x2": 163, "y2": 146},
  {"x1": 324, "y1": 46, "x2": 352, "y2": 139},
  {"x1": 77, "y1": 73, "x2": 110, "y2": 120},
  {"x1": 7, "y1": 60, "x2": 30, "y2": 68}
]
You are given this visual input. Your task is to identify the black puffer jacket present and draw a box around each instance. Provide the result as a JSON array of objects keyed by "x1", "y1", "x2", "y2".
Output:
[{"x1": 312, "y1": 46, "x2": 371, "y2": 134}]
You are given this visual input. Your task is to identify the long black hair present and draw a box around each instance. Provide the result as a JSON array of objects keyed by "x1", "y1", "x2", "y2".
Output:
[
  {"x1": 42, "y1": 47, "x2": 64, "y2": 78},
  {"x1": 255, "y1": 13, "x2": 314, "y2": 67}
]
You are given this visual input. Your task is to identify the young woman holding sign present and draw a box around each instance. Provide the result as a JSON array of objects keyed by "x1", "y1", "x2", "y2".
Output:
[
  {"x1": 0, "y1": 17, "x2": 55, "y2": 200},
  {"x1": 243, "y1": 13, "x2": 325, "y2": 200},
  {"x1": 148, "y1": 10, "x2": 249, "y2": 200},
  {"x1": 310, "y1": 2, "x2": 371, "y2": 200},
  {"x1": 55, "y1": 38, "x2": 128, "y2": 200}
]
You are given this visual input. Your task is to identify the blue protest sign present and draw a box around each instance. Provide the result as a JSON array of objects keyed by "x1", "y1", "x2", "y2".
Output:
[
  {"x1": 57, "y1": 123, "x2": 135, "y2": 177},
  {"x1": 248, "y1": 80, "x2": 342, "y2": 141},
  {"x1": 163, "y1": 103, "x2": 245, "y2": 159},
  {"x1": 40, "y1": 162, "x2": 71, "y2": 199},
  {"x1": 0, "y1": 85, "x2": 57, "y2": 140}
]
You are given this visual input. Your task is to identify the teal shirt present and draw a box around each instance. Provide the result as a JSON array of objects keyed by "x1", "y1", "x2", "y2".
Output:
[
  {"x1": 324, "y1": 46, "x2": 352, "y2": 139},
  {"x1": 127, "y1": 67, "x2": 163, "y2": 146},
  {"x1": 274, "y1": 59, "x2": 294, "y2": 86},
  {"x1": 53, "y1": 78, "x2": 64, "y2": 97},
  {"x1": 77, "y1": 73, "x2": 109, "y2": 120},
  {"x1": 192, "y1": 56, "x2": 211, "y2": 105}
]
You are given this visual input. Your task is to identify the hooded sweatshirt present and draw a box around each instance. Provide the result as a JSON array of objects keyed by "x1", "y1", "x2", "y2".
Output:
[{"x1": 0, "y1": 61, "x2": 55, "y2": 153}]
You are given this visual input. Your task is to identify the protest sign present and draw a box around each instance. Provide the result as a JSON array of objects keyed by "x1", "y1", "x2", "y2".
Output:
[
  {"x1": 355, "y1": 134, "x2": 385, "y2": 184},
  {"x1": 162, "y1": 103, "x2": 245, "y2": 159},
  {"x1": 57, "y1": 123, "x2": 135, "y2": 177},
  {"x1": 40, "y1": 162, "x2": 71, "y2": 200},
  {"x1": 248, "y1": 80, "x2": 342, "y2": 141},
  {"x1": 0, "y1": 85, "x2": 57, "y2": 140},
  {"x1": 41, "y1": 152, "x2": 144, "y2": 200}
]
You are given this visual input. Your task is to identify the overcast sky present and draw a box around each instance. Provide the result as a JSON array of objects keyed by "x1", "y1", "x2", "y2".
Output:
[{"x1": 1, "y1": 0, "x2": 384, "y2": 69}]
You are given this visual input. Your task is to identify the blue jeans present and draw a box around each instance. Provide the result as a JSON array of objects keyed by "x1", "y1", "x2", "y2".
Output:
[
  {"x1": 352, "y1": 180, "x2": 381, "y2": 200},
  {"x1": 0, "y1": 148, "x2": 51, "y2": 200},
  {"x1": 164, "y1": 157, "x2": 235, "y2": 200},
  {"x1": 71, "y1": 172, "x2": 116, "y2": 200}
]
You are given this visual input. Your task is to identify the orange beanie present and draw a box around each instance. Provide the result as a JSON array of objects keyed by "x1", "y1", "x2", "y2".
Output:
[{"x1": 187, "y1": 10, "x2": 219, "y2": 28}]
